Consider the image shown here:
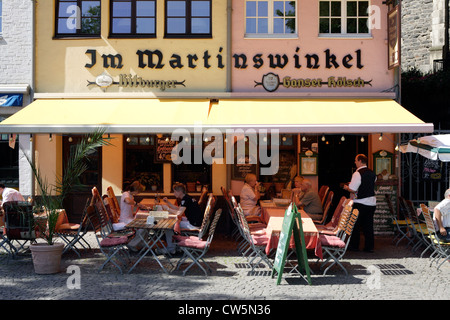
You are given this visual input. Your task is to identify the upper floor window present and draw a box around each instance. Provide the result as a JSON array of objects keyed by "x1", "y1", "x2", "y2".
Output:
[
  {"x1": 165, "y1": 0, "x2": 212, "y2": 38},
  {"x1": 319, "y1": 0, "x2": 370, "y2": 36},
  {"x1": 245, "y1": 1, "x2": 297, "y2": 38},
  {"x1": 56, "y1": 0, "x2": 101, "y2": 37},
  {"x1": 110, "y1": 0, "x2": 156, "y2": 37}
]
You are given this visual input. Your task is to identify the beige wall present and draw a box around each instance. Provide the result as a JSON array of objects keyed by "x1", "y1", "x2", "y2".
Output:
[{"x1": 35, "y1": 0, "x2": 228, "y2": 94}]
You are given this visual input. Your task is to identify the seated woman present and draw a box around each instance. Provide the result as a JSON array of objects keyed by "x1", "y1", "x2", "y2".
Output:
[
  {"x1": 240, "y1": 173, "x2": 261, "y2": 216},
  {"x1": 291, "y1": 175, "x2": 305, "y2": 204},
  {"x1": 120, "y1": 181, "x2": 149, "y2": 252}
]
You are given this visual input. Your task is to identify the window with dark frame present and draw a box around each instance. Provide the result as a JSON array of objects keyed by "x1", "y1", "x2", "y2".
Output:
[
  {"x1": 165, "y1": 0, "x2": 212, "y2": 38},
  {"x1": 110, "y1": 0, "x2": 156, "y2": 37},
  {"x1": 124, "y1": 135, "x2": 164, "y2": 192},
  {"x1": 55, "y1": 0, "x2": 101, "y2": 37},
  {"x1": 319, "y1": 0, "x2": 369, "y2": 35}
]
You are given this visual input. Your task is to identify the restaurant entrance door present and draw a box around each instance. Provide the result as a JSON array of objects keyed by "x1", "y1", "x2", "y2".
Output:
[
  {"x1": 318, "y1": 135, "x2": 368, "y2": 211},
  {"x1": 62, "y1": 136, "x2": 102, "y2": 221}
]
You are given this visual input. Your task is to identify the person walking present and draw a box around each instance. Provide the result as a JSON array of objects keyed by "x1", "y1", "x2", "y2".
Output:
[{"x1": 343, "y1": 154, "x2": 377, "y2": 253}]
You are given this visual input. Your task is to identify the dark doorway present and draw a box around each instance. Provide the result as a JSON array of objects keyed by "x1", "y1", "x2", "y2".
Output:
[
  {"x1": 318, "y1": 135, "x2": 368, "y2": 210},
  {"x1": 62, "y1": 136, "x2": 102, "y2": 222}
]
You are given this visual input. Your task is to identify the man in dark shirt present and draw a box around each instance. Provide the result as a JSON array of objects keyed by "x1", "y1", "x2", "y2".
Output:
[
  {"x1": 160, "y1": 183, "x2": 203, "y2": 254},
  {"x1": 163, "y1": 183, "x2": 203, "y2": 227}
]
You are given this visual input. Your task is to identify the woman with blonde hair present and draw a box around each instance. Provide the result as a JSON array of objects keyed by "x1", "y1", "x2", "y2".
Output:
[{"x1": 240, "y1": 173, "x2": 261, "y2": 216}]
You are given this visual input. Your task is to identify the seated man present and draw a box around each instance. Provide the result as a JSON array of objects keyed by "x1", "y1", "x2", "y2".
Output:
[
  {"x1": 433, "y1": 188, "x2": 450, "y2": 242},
  {"x1": 160, "y1": 183, "x2": 204, "y2": 254},
  {"x1": 240, "y1": 173, "x2": 261, "y2": 216},
  {"x1": 293, "y1": 178, "x2": 323, "y2": 219},
  {"x1": 0, "y1": 184, "x2": 25, "y2": 227}
]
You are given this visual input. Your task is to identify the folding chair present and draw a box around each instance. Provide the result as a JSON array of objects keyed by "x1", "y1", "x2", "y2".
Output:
[
  {"x1": 318, "y1": 185, "x2": 329, "y2": 208},
  {"x1": 175, "y1": 208, "x2": 222, "y2": 276},
  {"x1": 3, "y1": 201, "x2": 36, "y2": 257},
  {"x1": 55, "y1": 198, "x2": 92, "y2": 257},
  {"x1": 86, "y1": 201, "x2": 132, "y2": 274},
  {"x1": 178, "y1": 193, "x2": 215, "y2": 238},
  {"x1": 312, "y1": 191, "x2": 334, "y2": 224},
  {"x1": 221, "y1": 186, "x2": 241, "y2": 241},
  {"x1": 403, "y1": 199, "x2": 432, "y2": 254},
  {"x1": 319, "y1": 208, "x2": 359, "y2": 275},
  {"x1": 420, "y1": 204, "x2": 450, "y2": 270},
  {"x1": 316, "y1": 198, "x2": 352, "y2": 236},
  {"x1": 0, "y1": 225, "x2": 14, "y2": 259},
  {"x1": 234, "y1": 202, "x2": 272, "y2": 271},
  {"x1": 399, "y1": 197, "x2": 426, "y2": 251},
  {"x1": 386, "y1": 195, "x2": 412, "y2": 247},
  {"x1": 106, "y1": 186, "x2": 121, "y2": 223}
]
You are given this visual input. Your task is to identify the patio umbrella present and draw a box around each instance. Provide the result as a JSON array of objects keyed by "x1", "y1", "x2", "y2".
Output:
[{"x1": 400, "y1": 134, "x2": 450, "y2": 162}]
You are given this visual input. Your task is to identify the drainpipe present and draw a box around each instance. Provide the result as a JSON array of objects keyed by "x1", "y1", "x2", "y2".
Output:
[
  {"x1": 226, "y1": 0, "x2": 232, "y2": 92},
  {"x1": 226, "y1": 0, "x2": 232, "y2": 190},
  {"x1": 30, "y1": 0, "x2": 36, "y2": 197}
]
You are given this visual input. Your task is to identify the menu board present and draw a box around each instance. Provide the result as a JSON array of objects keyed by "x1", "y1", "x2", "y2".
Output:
[
  {"x1": 272, "y1": 204, "x2": 311, "y2": 285},
  {"x1": 422, "y1": 159, "x2": 442, "y2": 180},
  {"x1": 155, "y1": 137, "x2": 177, "y2": 162},
  {"x1": 374, "y1": 182, "x2": 397, "y2": 236}
]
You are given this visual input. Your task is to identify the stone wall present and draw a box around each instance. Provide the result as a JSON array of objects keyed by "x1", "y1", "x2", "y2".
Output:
[{"x1": 401, "y1": 0, "x2": 434, "y2": 73}]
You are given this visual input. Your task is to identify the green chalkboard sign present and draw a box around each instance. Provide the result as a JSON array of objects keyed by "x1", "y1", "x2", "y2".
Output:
[{"x1": 271, "y1": 203, "x2": 311, "y2": 285}]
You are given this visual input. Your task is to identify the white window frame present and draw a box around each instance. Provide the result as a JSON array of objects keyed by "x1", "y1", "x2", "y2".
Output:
[
  {"x1": 318, "y1": 0, "x2": 372, "y2": 38},
  {"x1": 245, "y1": 0, "x2": 298, "y2": 39}
]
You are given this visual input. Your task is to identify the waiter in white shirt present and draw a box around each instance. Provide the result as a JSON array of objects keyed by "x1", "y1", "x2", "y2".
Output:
[{"x1": 343, "y1": 154, "x2": 377, "y2": 253}]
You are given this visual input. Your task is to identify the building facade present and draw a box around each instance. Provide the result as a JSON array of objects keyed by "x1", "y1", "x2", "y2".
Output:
[{"x1": 0, "y1": 1, "x2": 433, "y2": 232}]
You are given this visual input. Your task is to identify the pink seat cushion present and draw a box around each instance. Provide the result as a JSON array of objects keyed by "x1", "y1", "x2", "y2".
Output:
[
  {"x1": 173, "y1": 235, "x2": 199, "y2": 242},
  {"x1": 319, "y1": 234, "x2": 346, "y2": 248},
  {"x1": 100, "y1": 236, "x2": 129, "y2": 247},
  {"x1": 57, "y1": 223, "x2": 80, "y2": 231},
  {"x1": 252, "y1": 234, "x2": 269, "y2": 246},
  {"x1": 176, "y1": 237, "x2": 207, "y2": 249}
]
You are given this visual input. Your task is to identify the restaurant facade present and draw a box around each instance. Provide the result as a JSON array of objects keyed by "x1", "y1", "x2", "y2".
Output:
[{"x1": 0, "y1": 0, "x2": 433, "y2": 229}]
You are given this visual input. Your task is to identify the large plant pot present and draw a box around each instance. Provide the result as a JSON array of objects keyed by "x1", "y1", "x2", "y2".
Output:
[{"x1": 30, "y1": 242, "x2": 64, "y2": 274}]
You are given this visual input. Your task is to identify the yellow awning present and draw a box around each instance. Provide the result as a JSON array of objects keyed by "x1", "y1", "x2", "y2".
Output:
[{"x1": 0, "y1": 98, "x2": 433, "y2": 134}]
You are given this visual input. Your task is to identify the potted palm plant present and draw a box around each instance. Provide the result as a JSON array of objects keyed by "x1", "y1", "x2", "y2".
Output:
[{"x1": 24, "y1": 129, "x2": 110, "y2": 274}]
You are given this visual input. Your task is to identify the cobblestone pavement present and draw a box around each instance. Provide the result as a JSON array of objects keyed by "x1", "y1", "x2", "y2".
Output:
[{"x1": 0, "y1": 233, "x2": 448, "y2": 301}]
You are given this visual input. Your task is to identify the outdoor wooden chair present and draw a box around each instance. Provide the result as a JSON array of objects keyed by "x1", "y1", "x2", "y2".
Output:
[
  {"x1": 316, "y1": 198, "x2": 352, "y2": 235},
  {"x1": 386, "y1": 194, "x2": 412, "y2": 247},
  {"x1": 399, "y1": 197, "x2": 428, "y2": 252},
  {"x1": 312, "y1": 190, "x2": 334, "y2": 224},
  {"x1": 106, "y1": 186, "x2": 121, "y2": 222},
  {"x1": 404, "y1": 199, "x2": 432, "y2": 255},
  {"x1": 234, "y1": 202, "x2": 272, "y2": 271},
  {"x1": 175, "y1": 208, "x2": 222, "y2": 276},
  {"x1": 55, "y1": 198, "x2": 92, "y2": 257},
  {"x1": 178, "y1": 193, "x2": 215, "y2": 238},
  {"x1": 3, "y1": 201, "x2": 36, "y2": 257},
  {"x1": 318, "y1": 208, "x2": 359, "y2": 276},
  {"x1": 318, "y1": 185, "x2": 330, "y2": 208},
  {"x1": 86, "y1": 200, "x2": 132, "y2": 274},
  {"x1": 221, "y1": 186, "x2": 241, "y2": 241},
  {"x1": 420, "y1": 204, "x2": 450, "y2": 270}
]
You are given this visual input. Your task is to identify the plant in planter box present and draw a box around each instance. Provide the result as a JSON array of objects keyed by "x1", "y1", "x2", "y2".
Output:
[{"x1": 23, "y1": 129, "x2": 110, "y2": 273}]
